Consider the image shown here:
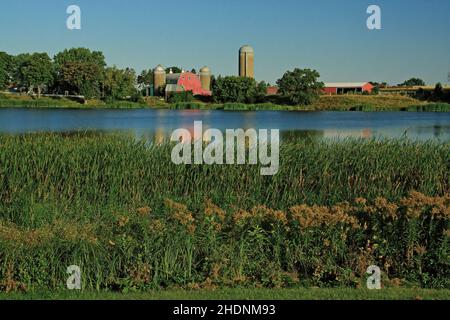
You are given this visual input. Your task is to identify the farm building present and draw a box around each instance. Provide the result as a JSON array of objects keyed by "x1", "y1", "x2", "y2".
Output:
[
  {"x1": 323, "y1": 82, "x2": 374, "y2": 95},
  {"x1": 153, "y1": 66, "x2": 212, "y2": 98}
]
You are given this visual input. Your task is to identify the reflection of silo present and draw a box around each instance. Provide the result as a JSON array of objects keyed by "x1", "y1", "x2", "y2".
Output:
[
  {"x1": 239, "y1": 45, "x2": 254, "y2": 78},
  {"x1": 153, "y1": 65, "x2": 166, "y2": 94},
  {"x1": 199, "y1": 66, "x2": 211, "y2": 91}
]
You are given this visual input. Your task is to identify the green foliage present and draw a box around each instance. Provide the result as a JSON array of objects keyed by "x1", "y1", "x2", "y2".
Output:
[
  {"x1": 212, "y1": 76, "x2": 267, "y2": 103},
  {"x1": 165, "y1": 66, "x2": 182, "y2": 74},
  {"x1": 370, "y1": 81, "x2": 387, "y2": 88},
  {"x1": 54, "y1": 48, "x2": 106, "y2": 68},
  {"x1": 2, "y1": 288, "x2": 450, "y2": 300},
  {"x1": 54, "y1": 48, "x2": 106, "y2": 98},
  {"x1": 0, "y1": 133, "x2": 448, "y2": 291},
  {"x1": 0, "y1": 97, "x2": 82, "y2": 108},
  {"x1": 137, "y1": 69, "x2": 153, "y2": 97},
  {"x1": 170, "y1": 102, "x2": 203, "y2": 110},
  {"x1": 0, "y1": 52, "x2": 12, "y2": 89},
  {"x1": 137, "y1": 69, "x2": 153, "y2": 86},
  {"x1": 103, "y1": 67, "x2": 137, "y2": 101},
  {"x1": 276, "y1": 68, "x2": 324, "y2": 105},
  {"x1": 432, "y1": 83, "x2": 445, "y2": 101},
  {"x1": 407, "y1": 103, "x2": 450, "y2": 112},
  {"x1": 0, "y1": 133, "x2": 447, "y2": 216},
  {"x1": 59, "y1": 62, "x2": 102, "y2": 98},
  {"x1": 399, "y1": 78, "x2": 426, "y2": 87},
  {"x1": 414, "y1": 83, "x2": 450, "y2": 103},
  {"x1": 371, "y1": 86, "x2": 380, "y2": 95},
  {"x1": 10, "y1": 54, "x2": 31, "y2": 88},
  {"x1": 167, "y1": 91, "x2": 194, "y2": 104},
  {"x1": 18, "y1": 53, "x2": 54, "y2": 97}
]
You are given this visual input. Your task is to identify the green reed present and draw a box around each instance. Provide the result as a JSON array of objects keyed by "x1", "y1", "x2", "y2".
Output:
[{"x1": 0, "y1": 132, "x2": 448, "y2": 291}]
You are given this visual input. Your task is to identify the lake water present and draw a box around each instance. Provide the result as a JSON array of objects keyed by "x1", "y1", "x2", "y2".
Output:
[{"x1": 0, "y1": 108, "x2": 450, "y2": 141}]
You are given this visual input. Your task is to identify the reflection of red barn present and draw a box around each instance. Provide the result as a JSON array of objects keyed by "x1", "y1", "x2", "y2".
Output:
[
  {"x1": 323, "y1": 82, "x2": 374, "y2": 95},
  {"x1": 165, "y1": 72, "x2": 212, "y2": 97}
]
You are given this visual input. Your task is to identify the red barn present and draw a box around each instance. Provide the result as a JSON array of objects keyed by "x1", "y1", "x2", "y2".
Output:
[
  {"x1": 323, "y1": 82, "x2": 374, "y2": 95},
  {"x1": 166, "y1": 72, "x2": 211, "y2": 96}
]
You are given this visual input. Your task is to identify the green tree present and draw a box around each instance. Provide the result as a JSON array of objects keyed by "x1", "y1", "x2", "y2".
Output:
[
  {"x1": 276, "y1": 68, "x2": 324, "y2": 105},
  {"x1": 20, "y1": 53, "x2": 54, "y2": 98},
  {"x1": 103, "y1": 66, "x2": 137, "y2": 101},
  {"x1": 212, "y1": 76, "x2": 267, "y2": 103},
  {"x1": 432, "y1": 82, "x2": 445, "y2": 101},
  {"x1": 369, "y1": 81, "x2": 387, "y2": 95},
  {"x1": 10, "y1": 54, "x2": 31, "y2": 89},
  {"x1": 256, "y1": 81, "x2": 268, "y2": 101},
  {"x1": 399, "y1": 78, "x2": 425, "y2": 87},
  {"x1": 137, "y1": 69, "x2": 153, "y2": 97},
  {"x1": 0, "y1": 52, "x2": 13, "y2": 90},
  {"x1": 165, "y1": 66, "x2": 182, "y2": 74},
  {"x1": 370, "y1": 81, "x2": 387, "y2": 88},
  {"x1": 54, "y1": 48, "x2": 106, "y2": 98}
]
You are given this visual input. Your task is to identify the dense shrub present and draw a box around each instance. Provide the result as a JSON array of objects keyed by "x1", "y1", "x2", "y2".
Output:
[
  {"x1": 0, "y1": 193, "x2": 448, "y2": 291},
  {"x1": 212, "y1": 76, "x2": 266, "y2": 104},
  {"x1": 167, "y1": 91, "x2": 194, "y2": 104}
]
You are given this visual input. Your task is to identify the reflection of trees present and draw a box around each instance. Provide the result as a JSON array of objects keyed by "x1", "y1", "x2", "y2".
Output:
[
  {"x1": 281, "y1": 130, "x2": 324, "y2": 142},
  {"x1": 433, "y1": 125, "x2": 443, "y2": 138}
]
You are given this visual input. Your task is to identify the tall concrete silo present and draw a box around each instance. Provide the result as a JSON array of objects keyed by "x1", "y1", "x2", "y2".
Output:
[
  {"x1": 239, "y1": 45, "x2": 254, "y2": 78},
  {"x1": 199, "y1": 66, "x2": 211, "y2": 91},
  {"x1": 153, "y1": 65, "x2": 166, "y2": 94}
]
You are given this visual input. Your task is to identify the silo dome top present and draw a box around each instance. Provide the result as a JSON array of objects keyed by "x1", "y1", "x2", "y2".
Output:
[
  {"x1": 239, "y1": 45, "x2": 254, "y2": 53},
  {"x1": 200, "y1": 66, "x2": 210, "y2": 73},
  {"x1": 154, "y1": 64, "x2": 165, "y2": 72}
]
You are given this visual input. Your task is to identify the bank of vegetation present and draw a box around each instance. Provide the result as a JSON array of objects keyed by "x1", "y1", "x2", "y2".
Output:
[
  {"x1": 2, "y1": 91, "x2": 448, "y2": 112},
  {"x1": 0, "y1": 133, "x2": 448, "y2": 292},
  {"x1": 1, "y1": 48, "x2": 449, "y2": 111}
]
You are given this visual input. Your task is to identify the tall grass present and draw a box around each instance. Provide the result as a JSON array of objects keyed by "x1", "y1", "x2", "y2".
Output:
[
  {"x1": 406, "y1": 103, "x2": 450, "y2": 112},
  {"x1": 0, "y1": 133, "x2": 447, "y2": 211},
  {"x1": 0, "y1": 133, "x2": 448, "y2": 291}
]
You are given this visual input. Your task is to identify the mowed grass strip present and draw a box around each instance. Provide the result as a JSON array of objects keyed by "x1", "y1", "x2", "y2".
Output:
[{"x1": 1, "y1": 288, "x2": 449, "y2": 300}]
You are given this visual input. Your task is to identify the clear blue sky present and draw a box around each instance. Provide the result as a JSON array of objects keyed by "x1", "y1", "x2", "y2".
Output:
[{"x1": 1, "y1": 0, "x2": 449, "y2": 85}]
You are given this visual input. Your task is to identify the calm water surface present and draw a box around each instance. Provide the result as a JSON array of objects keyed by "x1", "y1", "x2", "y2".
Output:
[{"x1": 0, "y1": 108, "x2": 449, "y2": 141}]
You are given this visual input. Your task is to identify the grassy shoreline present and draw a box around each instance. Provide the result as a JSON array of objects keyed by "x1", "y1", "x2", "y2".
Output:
[
  {"x1": 1, "y1": 92, "x2": 449, "y2": 111},
  {"x1": 0, "y1": 133, "x2": 448, "y2": 293}
]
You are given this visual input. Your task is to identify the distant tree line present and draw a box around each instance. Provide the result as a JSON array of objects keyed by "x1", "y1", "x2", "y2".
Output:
[
  {"x1": 398, "y1": 78, "x2": 426, "y2": 87},
  {"x1": 212, "y1": 68, "x2": 324, "y2": 106},
  {"x1": 415, "y1": 83, "x2": 450, "y2": 102},
  {"x1": 1, "y1": 48, "x2": 326, "y2": 106},
  {"x1": 0, "y1": 48, "x2": 154, "y2": 102},
  {"x1": 398, "y1": 78, "x2": 450, "y2": 103},
  {"x1": 367, "y1": 78, "x2": 450, "y2": 103}
]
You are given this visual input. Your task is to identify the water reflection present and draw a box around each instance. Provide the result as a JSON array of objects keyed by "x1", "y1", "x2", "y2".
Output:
[{"x1": 0, "y1": 108, "x2": 449, "y2": 142}]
